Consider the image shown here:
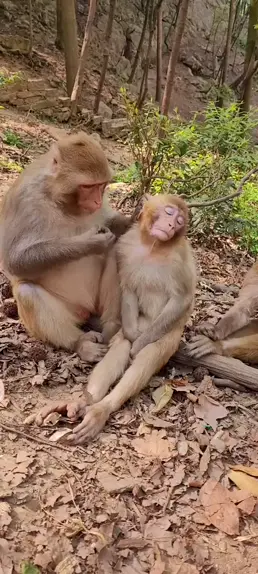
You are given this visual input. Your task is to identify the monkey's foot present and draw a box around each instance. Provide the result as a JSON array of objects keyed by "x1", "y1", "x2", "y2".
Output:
[
  {"x1": 187, "y1": 335, "x2": 222, "y2": 358},
  {"x1": 69, "y1": 402, "x2": 110, "y2": 444},
  {"x1": 76, "y1": 337, "x2": 107, "y2": 362},
  {"x1": 82, "y1": 330, "x2": 103, "y2": 343},
  {"x1": 24, "y1": 397, "x2": 89, "y2": 426}
]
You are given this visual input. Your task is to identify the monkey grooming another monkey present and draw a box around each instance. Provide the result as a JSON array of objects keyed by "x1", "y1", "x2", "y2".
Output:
[
  {"x1": 29, "y1": 194, "x2": 196, "y2": 442},
  {"x1": 188, "y1": 261, "x2": 258, "y2": 363},
  {"x1": 0, "y1": 132, "x2": 130, "y2": 362}
]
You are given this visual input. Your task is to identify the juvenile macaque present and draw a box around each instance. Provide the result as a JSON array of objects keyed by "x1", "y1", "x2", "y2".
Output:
[
  {"x1": 0, "y1": 132, "x2": 130, "y2": 362},
  {"x1": 29, "y1": 194, "x2": 197, "y2": 442},
  {"x1": 188, "y1": 261, "x2": 258, "y2": 363}
]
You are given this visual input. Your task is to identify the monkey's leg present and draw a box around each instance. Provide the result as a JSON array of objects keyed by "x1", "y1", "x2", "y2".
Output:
[
  {"x1": 70, "y1": 327, "x2": 182, "y2": 443},
  {"x1": 14, "y1": 282, "x2": 107, "y2": 362},
  {"x1": 98, "y1": 252, "x2": 121, "y2": 343}
]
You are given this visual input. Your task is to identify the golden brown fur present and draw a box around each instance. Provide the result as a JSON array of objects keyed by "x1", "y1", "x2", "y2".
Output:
[{"x1": 188, "y1": 261, "x2": 258, "y2": 363}]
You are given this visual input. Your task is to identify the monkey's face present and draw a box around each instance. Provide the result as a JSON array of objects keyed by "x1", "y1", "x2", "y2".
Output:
[
  {"x1": 77, "y1": 182, "x2": 107, "y2": 213},
  {"x1": 150, "y1": 205, "x2": 185, "y2": 241}
]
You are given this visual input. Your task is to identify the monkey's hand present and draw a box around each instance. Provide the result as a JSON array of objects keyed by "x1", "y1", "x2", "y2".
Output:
[
  {"x1": 83, "y1": 226, "x2": 116, "y2": 254},
  {"x1": 123, "y1": 326, "x2": 141, "y2": 343},
  {"x1": 187, "y1": 335, "x2": 222, "y2": 359},
  {"x1": 24, "y1": 397, "x2": 89, "y2": 427},
  {"x1": 130, "y1": 335, "x2": 147, "y2": 357},
  {"x1": 197, "y1": 321, "x2": 220, "y2": 340},
  {"x1": 68, "y1": 401, "x2": 110, "y2": 444}
]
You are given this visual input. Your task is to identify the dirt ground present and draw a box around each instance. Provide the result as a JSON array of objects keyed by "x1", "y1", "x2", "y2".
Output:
[{"x1": 1, "y1": 110, "x2": 258, "y2": 574}]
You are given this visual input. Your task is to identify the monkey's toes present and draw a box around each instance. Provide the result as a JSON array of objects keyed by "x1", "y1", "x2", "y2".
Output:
[
  {"x1": 198, "y1": 322, "x2": 217, "y2": 339},
  {"x1": 83, "y1": 330, "x2": 103, "y2": 343},
  {"x1": 188, "y1": 335, "x2": 215, "y2": 358}
]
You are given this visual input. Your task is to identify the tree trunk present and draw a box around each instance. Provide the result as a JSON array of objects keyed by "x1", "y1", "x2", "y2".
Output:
[
  {"x1": 137, "y1": 0, "x2": 155, "y2": 108},
  {"x1": 161, "y1": 0, "x2": 190, "y2": 116},
  {"x1": 241, "y1": 0, "x2": 258, "y2": 112},
  {"x1": 70, "y1": 0, "x2": 97, "y2": 115},
  {"x1": 155, "y1": 4, "x2": 163, "y2": 104},
  {"x1": 128, "y1": 0, "x2": 150, "y2": 83},
  {"x1": 28, "y1": 0, "x2": 33, "y2": 55},
  {"x1": 60, "y1": 0, "x2": 79, "y2": 96},
  {"x1": 55, "y1": 0, "x2": 63, "y2": 50},
  {"x1": 217, "y1": 0, "x2": 235, "y2": 107},
  {"x1": 94, "y1": 0, "x2": 116, "y2": 113}
]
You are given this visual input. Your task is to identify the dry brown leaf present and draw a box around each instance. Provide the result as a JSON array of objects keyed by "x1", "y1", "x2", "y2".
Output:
[
  {"x1": 232, "y1": 465, "x2": 258, "y2": 478},
  {"x1": 143, "y1": 413, "x2": 173, "y2": 429},
  {"x1": 132, "y1": 430, "x2": 174, "y2": 461},
  {"x1": 0, "y1": 379, "x2": 5, "y2": 403},
  {"x1": 229, "y1": 470, "x2": 258, "y2": 497},
  {"x1": 55, "y1": 555, "x2": 78, "y2": 574},
  {"x1": 237, "y1": 497, "x2": 257, "y2": 515},
  {"x1": 0, "y1": 538, "x2": 13, "y2": 574},
  {"x1": 0, "y1": 502, "x2": 11, "y2": 529},
  {"x1": 151, "y1": 385, "x2": 173, "y2": 413},
  {"x1": 150, "y1": 553, "x2": 165, "y2": 574},
  {"x1": 97, "y1": 472, "x2": 136, "y2": 493},
  {"x1": 199, "y1": 478, "x2": 239, "y2": 535},
  {"x1": 199, "y1": 446, "x2": 210, "y2": 475},
  {"x1": 194, "y1": 394, "x2": 228, "y2": 431},
  {"x1": 166, "y1": 559, "x2": 199, "y2": 574},
  {"x1": 49, "y1": 429, "x2": 72, "y2": 442}
]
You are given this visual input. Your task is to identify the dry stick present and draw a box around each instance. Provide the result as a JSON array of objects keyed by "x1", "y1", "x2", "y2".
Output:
[
  {"x1": 173, "y1": 344, "x2": 258, "y2": 390},
  {"x1": 0, "y1": 420, "x2": 72, "y2": 452},
  {"x1": 188, "y1": 166, "x2": 258, "y2": 208}
]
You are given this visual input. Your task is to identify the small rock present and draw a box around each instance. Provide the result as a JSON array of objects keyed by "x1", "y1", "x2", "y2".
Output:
[
  {"x1": 92, "y1": 114, "x2": 102, "y2": 128},
  {"x1": 27, "y1": 78, "x2": 45, "y2": 91},
  {"x1": 81, "y1": 108, "x2": 93, "y2": 122},
  {"x1": 193, "y1": 366, "x2": 209, "y2": 382},
  {"x1": 56, "y1": 108, "x2": 71, "y2": 122},
  {"x1": 98, "y1": 100, "x2": 112, "y2": 119},
  {"x1": 102, "y1": 117, "x2": 129, "y2": 138},
  {"x1": 28, "y1": 343, "x2": 47, "y2": 362},
  {"x1": 1, "y1": 282, "x2": 13, "y2": 299},
  {"x1": 58, "y1": 95, "x2": 70, "y2": 106},
  {"x1": 2, "y1": 299, "x2": 18, "y2": 319}
]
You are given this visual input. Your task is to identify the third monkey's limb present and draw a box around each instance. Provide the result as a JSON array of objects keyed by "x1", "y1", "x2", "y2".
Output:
[
  {"x1": 70, "y1": 326, "x2": 183, "y2": 443},
  {"x1": 189, "y1": 321, "x2": 258, "y2": 363},
  {"x1": 14, "y1": 282, "x2": 107, "y2": 362}
]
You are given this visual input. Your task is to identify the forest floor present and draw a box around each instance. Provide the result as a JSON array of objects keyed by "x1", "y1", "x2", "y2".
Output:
[{"x1": 1, "y1": 108, "x2": 258, "y2": 574}]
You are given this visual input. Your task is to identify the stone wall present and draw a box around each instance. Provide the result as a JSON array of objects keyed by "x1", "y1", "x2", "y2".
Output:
[{"x1": 0, "y1": 77, "x2": 71, "y2": 121}]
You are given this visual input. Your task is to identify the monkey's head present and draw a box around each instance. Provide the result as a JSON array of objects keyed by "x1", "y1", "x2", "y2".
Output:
[
  {"x1": 138, "y1": 194, "x2": 188, "y2": 242},
  {"x1": 49, "y1": 132, "x2": 111, "y2": 213}
]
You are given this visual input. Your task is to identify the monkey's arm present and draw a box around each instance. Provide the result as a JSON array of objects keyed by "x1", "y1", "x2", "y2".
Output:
[
  {"x1": 4, "y1": 227, "x2": 115, "y2": 277},
  {"x1": 200, "y1": 296, "x2": 258, "y2": 341},
  {"x1": 131, "y1": 292, "x2": 191, "y2": 356},
  {"x1": 121, "y1": 288, "x2": 140, "y2": 342}
]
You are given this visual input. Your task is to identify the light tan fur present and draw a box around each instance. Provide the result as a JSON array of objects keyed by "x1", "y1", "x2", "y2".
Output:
[
  {"x1": 28, "y1": 195, "x2": 196, "y2": 442},
  {"x1": 188, "y1": 261, "x2": 258, "y2": 363},
  {"x1": 0, "y1": 132, "x2": 130, "y2": 362}
]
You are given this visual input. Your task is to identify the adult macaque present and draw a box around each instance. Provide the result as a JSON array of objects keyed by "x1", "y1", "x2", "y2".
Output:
[
  {"x1": 188, "y1": 261, "x2": 258, "y2": 363},
  {"x1": 28, "y1": 194, "x2": 197, "y2": 442},
  {"x1": 0, "y1": 132, "x2": 130, "y2": 362}
]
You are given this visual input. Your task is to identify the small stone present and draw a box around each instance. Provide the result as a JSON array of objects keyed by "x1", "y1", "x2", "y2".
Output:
[
  {"x1": 2, "y1": 299, "x2": 18, "y2": 319},
  {"x1": 98, "y1": 100, "x2": 112, "y2": 119},
  {"x1": 92, "y1": 114, "x2": 102, "y2": 128},
  {"x1": 58, "y1": 95, "x2": 70, "y2": 106},
  {"x1": 193, "y1": 366, "x2": 209, "y2": 382},
  {"x1": 28, "y1": 343, "x2": 47, "y2": 362},
  {"x1": 102, "y1": 117, "x2": 129, "y2": 138},
  {"x1": 56, "y1": 108, "x2": 71, "y2": 122},
  {"x1": 81, "y1": 108, "x2": 93, "y2": 122},
  {"x1": 27, "y1": 78, "x2": 45, "y2": 91}
]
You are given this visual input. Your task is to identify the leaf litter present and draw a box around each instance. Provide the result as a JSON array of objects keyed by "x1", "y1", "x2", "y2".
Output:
[{"x1": 0, "y1": 123, "x2": 258, "y2": 573}]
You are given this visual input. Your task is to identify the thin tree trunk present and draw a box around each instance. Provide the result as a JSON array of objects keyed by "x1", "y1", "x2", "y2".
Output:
[
  {"x1": 28, "y1": 0, "x2": 33, "y2": 55},
  {"x1": 94, "y1": 0, "x2": 116, "y2": 113},
  {"x1": 241, "y1": 0, "x2": 258, "y2": 112},
  {"x1": 217, "y1": 0, "x2": 235, "y2": 107},
  {"x1": 70, "y1": 0, "x2": 97, "y2": 115},
  {"x1": 60, "y1": 0, "x2": 79, "y2": 97},
  {"x1": 55, "y1": 0, "x2": 63, "y2": 49},
  {"x1": 161, "y1": 0, "x2": 190, "y2": 116},
  {"x1": 128, "y1": 0, "x2": 150, "y2": 83},
  {"x1": 137, "y1": 0, "x2": 155, "y2": 108},
  {"x1": 155, "y1": 4, "x2": 163, "y2": 104}
]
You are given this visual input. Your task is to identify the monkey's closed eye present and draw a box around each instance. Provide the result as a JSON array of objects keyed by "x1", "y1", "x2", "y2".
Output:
[
  {"x1": 177, "y1": 216, "x2": 184, "y2": 225},
  {"x1": 165, "y1": 206, "x2": 175, "y2": 215}
]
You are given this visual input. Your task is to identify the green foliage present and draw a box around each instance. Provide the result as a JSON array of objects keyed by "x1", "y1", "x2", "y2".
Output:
[
  {"x1": 113, "y1": 162, "x2": 140, "y2": 183},
  {"x1": 0, "y1": 69, "x2": 23, "y2": 87},
  {"x1": 0, "y1": 158, "x2": 23, "y2": 172},
  {"x1": 20, "y1": 562, "x2": 40, "y2": 574},
  {"x1": 120, "y1": 92, "x2": 258, "y2": 254},
  {"x1": 3, "y1": 129, "x2": 26, "y2": 148}
]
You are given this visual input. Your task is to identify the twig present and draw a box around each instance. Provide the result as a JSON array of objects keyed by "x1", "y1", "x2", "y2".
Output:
[
  {"x1": 188, "y1": 166, "x2": 258, "y2": 208},
  {"x1": 0, "y1": 420, "x2": 72, "y2": 452}
]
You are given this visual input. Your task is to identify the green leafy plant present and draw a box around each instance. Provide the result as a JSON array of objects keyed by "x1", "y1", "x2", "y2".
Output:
[
  {"x1": 20, "y1": 562, "x2": 40, "y2": 574},
  {"x1": 0, "y1": 69, "x2": 23, "y2": 87},
  {"x1": 3, "y1": 129, "x2": 26, "y2": 149},
  {"x1": 120, "y1": 92, "x2": 258, "y2": 254},
  {"x1": 0, "y1": 158, "x2": 23, "y2": 172}
]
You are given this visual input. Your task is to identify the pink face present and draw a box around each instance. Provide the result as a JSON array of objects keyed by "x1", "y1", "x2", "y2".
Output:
[
  {"x1": 77, "y1": 182, "x2": 107, "y2": 213},
  {"x1": 150, "y1": 205, "x2": 185, "y2": 241}
]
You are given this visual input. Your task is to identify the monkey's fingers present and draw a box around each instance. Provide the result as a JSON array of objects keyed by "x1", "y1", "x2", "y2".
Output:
[
  {"x1": 197, "y1": 322, "x2": 218, "y2": 340},
  {"x1": 66, "y1": 398, "x2": 88, "y2": 421},
  {"x1": 83, "y1": 330, "x2": 103, "y2": 343},
  {"x1": 24, "y1": 400, "x2": 71, "y2": 426},
  {"x1": 68, "y1": 404, "x2": 109, "y2": 444},
  {"x1": 187, "y1": 335, "x2": 217, "y2": 358}
]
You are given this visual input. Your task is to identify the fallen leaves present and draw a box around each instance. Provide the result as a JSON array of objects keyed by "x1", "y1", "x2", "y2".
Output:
[
  {"x1": 132, "y1": 430, "x2": 175, "y2": 460},
  {"x1": 199, "y1": 478, "x2": 239, "y2": 535},
  {"x1": 229, "y1": 465, "x2": 258, "y2": 497},
  {"x1": 0, "y1": 502, "x2": 11, "y2": 530},
  {"x1": 194, "y1": 394, "x2": 228, "y2": 431},
  {"x1": 97, "y1": 472, "x2": 136, "y2": 493},
  {"x1": 151, "y1": 385, "x2": 173, "y2": 413}
]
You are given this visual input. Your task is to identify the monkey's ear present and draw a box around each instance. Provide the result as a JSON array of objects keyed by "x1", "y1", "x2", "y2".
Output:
[
  {"x1": 132, "y1": 193, "x2": 152, "y2": 221},
  {"x1": 49, "y1": 143, "x2": 61, "y2": 176}
]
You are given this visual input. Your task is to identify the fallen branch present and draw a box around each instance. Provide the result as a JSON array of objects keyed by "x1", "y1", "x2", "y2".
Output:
[
  {"x1": 188, "y1": 166, "x2": 258, "y2": 208},
  {"x1": 173, "y1": 343, "x2": 258, "y2": 390}
]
